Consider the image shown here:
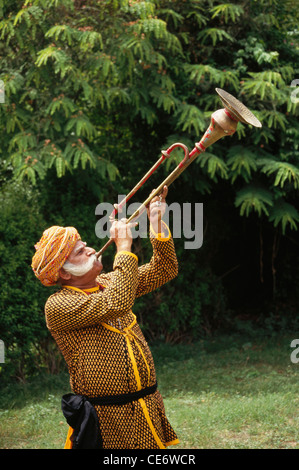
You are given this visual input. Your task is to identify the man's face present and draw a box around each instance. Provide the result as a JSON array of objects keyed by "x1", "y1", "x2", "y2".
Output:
[{"x1": 65, "y1": 240, "x2": 103, "y2": 278}]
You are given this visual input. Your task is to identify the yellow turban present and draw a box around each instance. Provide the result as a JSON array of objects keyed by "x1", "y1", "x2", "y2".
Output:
[{"x1": 32, "y1": 226, "x2": 81, "y2": 286}]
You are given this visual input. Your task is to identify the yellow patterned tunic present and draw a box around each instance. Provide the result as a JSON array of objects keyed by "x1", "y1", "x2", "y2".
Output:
[{"x1": 45, "y1": 224, "x2": 179, "y2": 449}]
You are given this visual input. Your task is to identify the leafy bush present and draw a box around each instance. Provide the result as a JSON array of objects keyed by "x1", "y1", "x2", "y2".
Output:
[{"x1": 0, "y1": 182, "x2": 58, "y2": 382}]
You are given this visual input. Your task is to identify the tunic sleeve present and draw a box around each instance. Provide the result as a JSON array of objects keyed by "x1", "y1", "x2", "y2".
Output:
[
  {"x1": 135, "y1": 221, "x2": 178, "y2": 298},
  {"x1": 45, "y1": 251, "x2": 138, "y2": 332}
]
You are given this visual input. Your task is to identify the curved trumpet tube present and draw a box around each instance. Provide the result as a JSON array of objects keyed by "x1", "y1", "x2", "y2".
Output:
[{"x1": 96, "y1": 88, "x2": 261, "y2": 258}]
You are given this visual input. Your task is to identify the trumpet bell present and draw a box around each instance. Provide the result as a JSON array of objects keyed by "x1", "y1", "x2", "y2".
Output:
[{"x1": 215, "y1": 88, "x2": 262, "y2": 128}]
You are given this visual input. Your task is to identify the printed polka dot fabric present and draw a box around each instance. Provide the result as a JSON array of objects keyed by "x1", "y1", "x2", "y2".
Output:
[{"x1": 45, "y1": 227, "x2": 179, "y2": 449}]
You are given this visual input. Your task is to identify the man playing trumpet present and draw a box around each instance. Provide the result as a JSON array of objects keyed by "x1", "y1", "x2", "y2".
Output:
[{"x1": 31, "y1": 185, "x2": 179, "y2": 449}]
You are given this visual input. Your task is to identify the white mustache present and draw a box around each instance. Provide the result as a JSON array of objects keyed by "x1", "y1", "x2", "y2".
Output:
[{"x1": 63, "y1": 254, "x2": 100, "y2": 277}]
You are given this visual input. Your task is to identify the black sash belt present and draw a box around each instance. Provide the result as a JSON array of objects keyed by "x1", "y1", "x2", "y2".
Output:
[
  {"x1": 88, "y1": 381, "x2": 157, "y2": 406},
  {"x1": 61, "y1": 382, "x2": 157, "y2": 449}
]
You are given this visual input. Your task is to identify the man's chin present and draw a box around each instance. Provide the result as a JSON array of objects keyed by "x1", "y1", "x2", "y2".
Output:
[
  {"x1": 87, "y1": 255, "x2": 102, "y2": 276},
  {"x1": 94, "y1": 258, "x2": 103, "y2": 274}
]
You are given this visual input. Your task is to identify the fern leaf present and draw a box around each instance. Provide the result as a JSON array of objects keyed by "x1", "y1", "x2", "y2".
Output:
[
  {"x1": 257, "y1": 110, "x2": 288, "y2": 130},
  {"x1": 46, "y1": 96, "x2": 76, "y2": 118},
  {"x1": 65, "y1": 115, "x2": 96, "y2": 139},
  {"x1": 268, "y1": 200, "x2": 299, "y2": 234},
  {"x1": 258, "y1": 159, "x2": 299, "y2": 189},
  {"x1": 8, "y1": 131, "x2": 37, "y2": 152},
  {"x1": 158, "y1": 8, "x2": 184, "y2": 28},
  {"x1": 138, "y1": 105, "x2": 157, "y2": 125},
  {"x1": 197, "y1": 28, "x2": 234, "y2": 46},
  {"x1": 64, "y1": 140, "x2": 96, "y2": 170},
  {"x1": 13, "y1": 9, "x2": 30, "y2": 26},
  {"x1": 5, "y1": 73, "x2": 25, "y2": 98},
  {"x1": 198, "y1": 152, "x2": 228, "y2": 180},
  {"x1": 273, "y1": 164, "x2": 299, "y2": 189},
  {"x1": 24, "y1": 166, "x2": 36, "y2": 185},
  {"x1": 55, "y1": 156, "x2": 65, "y2": 178},
  {"x1": 150, "y1": 85, "x2": 177, "y2": 113},
  {"x1": 96, "y1": 158, "x2": 120, "y2": 181},
  {"x1": 242, "y1": 71, "x2": 285, "y2": 102},
  {"x1": 45, "y1": 25, "x2": 74, "y2": 46},
  {"x1": 124, "y1": 1, "x2": 155, "y2": 18},
  {"x1": 35, "y1": 46, "x2": 57, "y2": 66},
  {"x1": 185, "y1": 4, "x2": 208, "y2": 28},
  {"x1": 227, "y1": 145, "x2": 257, "y2": 183},
  {"x1": 78, "y1": 31, "x2": 103, "y2": 50},
  {"x1": 175, "y1": 103, "x2": 206, "y2": 135},
  {"x1": 210, "y1": 3, "x2": 244, "y2": 23},
  {"x1": 106, "y1": 162, "x2": 119, "y2": 181},
  {"x1": 185, "y1": 63, "x2": 222, "y2": 85},
  {"x1": 235, "y1": 185, "x2": 273, "y2": 217},
  {"x1": 14, "y1": 163, "x2": 39, "y2": 185}
]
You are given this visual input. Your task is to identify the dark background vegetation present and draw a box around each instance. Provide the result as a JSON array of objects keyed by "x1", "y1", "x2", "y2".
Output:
[{"x1": 0, "y1": 0, "x2": 298, "y2": 382}]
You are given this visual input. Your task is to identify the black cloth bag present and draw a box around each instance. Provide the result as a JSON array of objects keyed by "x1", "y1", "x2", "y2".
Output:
[
  {"x1": 61, "y1": 393, "x2": 103, "y2": 449},
  {"x1": 61, "y1": 382, "x2": 157, "y2": 449}
]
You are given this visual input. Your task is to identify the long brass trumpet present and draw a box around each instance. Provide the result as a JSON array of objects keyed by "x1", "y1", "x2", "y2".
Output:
[{"x1": 96, "y1": 88, "x2": 262, "y2": 258}]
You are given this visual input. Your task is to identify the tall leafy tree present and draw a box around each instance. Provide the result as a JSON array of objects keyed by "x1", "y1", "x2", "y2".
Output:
[
  {"x1": 157, "y1": 0, "x2": 299, "y2": 235},
  {"x1": 1, "y1": 0, "x2": 298, "y2": 232},
  {"x1": 0, "y1": 0, "x2": 298, "y2": 375},
  {"x1": 0, "y1": 0, "x2": 183, "y2": 185}
]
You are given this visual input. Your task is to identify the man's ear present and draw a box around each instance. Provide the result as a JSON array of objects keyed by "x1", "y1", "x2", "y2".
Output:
[{"x1": 59, "y1": 267, "x2": 72, "y2": 280}]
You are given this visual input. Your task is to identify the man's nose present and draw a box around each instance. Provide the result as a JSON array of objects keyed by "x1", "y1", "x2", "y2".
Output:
[{"x1": 86, "y1": 247, "x2": 96, "y2": 256}]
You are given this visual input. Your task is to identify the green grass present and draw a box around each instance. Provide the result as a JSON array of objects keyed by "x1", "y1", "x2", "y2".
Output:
[{"x1": 0, "y1": 334, "x2": 298, "y2": 449}]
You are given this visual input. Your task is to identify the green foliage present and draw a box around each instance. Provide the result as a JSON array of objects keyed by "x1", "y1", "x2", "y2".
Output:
[
  {"x1": 210, "y1": 3, "x2": 244, "y2": 23},
  {"x1": 227, "y1": 146, "x2": 257, "y2": 183},
  {"x1": 269, "y1": 200, "x2": 299, "y2": 234},
  {"x1": 235, "y1": 185, "x2": 274, "y2": 217},
  {"x1": 0, "y1": 0, "x2": 299, "y2": 379},
  {"x1": 1, "y1": 0, "x2": 181, "y2": 186},
  {"x1": 0, "y1": 182, "x2": 55, "y2": 381},
  {"x1": 0, "y1": 0, "x2": 298, "y2": 235},
  {"x1": 259, "y1": 159, "x2": 299, "y2": 189}
]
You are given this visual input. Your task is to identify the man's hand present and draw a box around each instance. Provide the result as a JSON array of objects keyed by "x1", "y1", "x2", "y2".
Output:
[
  {"x1": 147, "y1": 185, "x2": 168, "y2": 234},
  {"x1": 110, "y1": 218, "x2": 137, "y2": 253}
]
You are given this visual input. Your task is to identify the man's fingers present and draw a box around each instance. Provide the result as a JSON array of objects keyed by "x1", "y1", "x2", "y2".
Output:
[
  {"x1": 120, "y1": 218, "x2": 138, "y2": 227},
  {"x1": 161, "y1": 185, "x2": 168, "y2": 198},
  {"x1": 110, "y1": 219, "x2": 138, "y2": 240}
]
